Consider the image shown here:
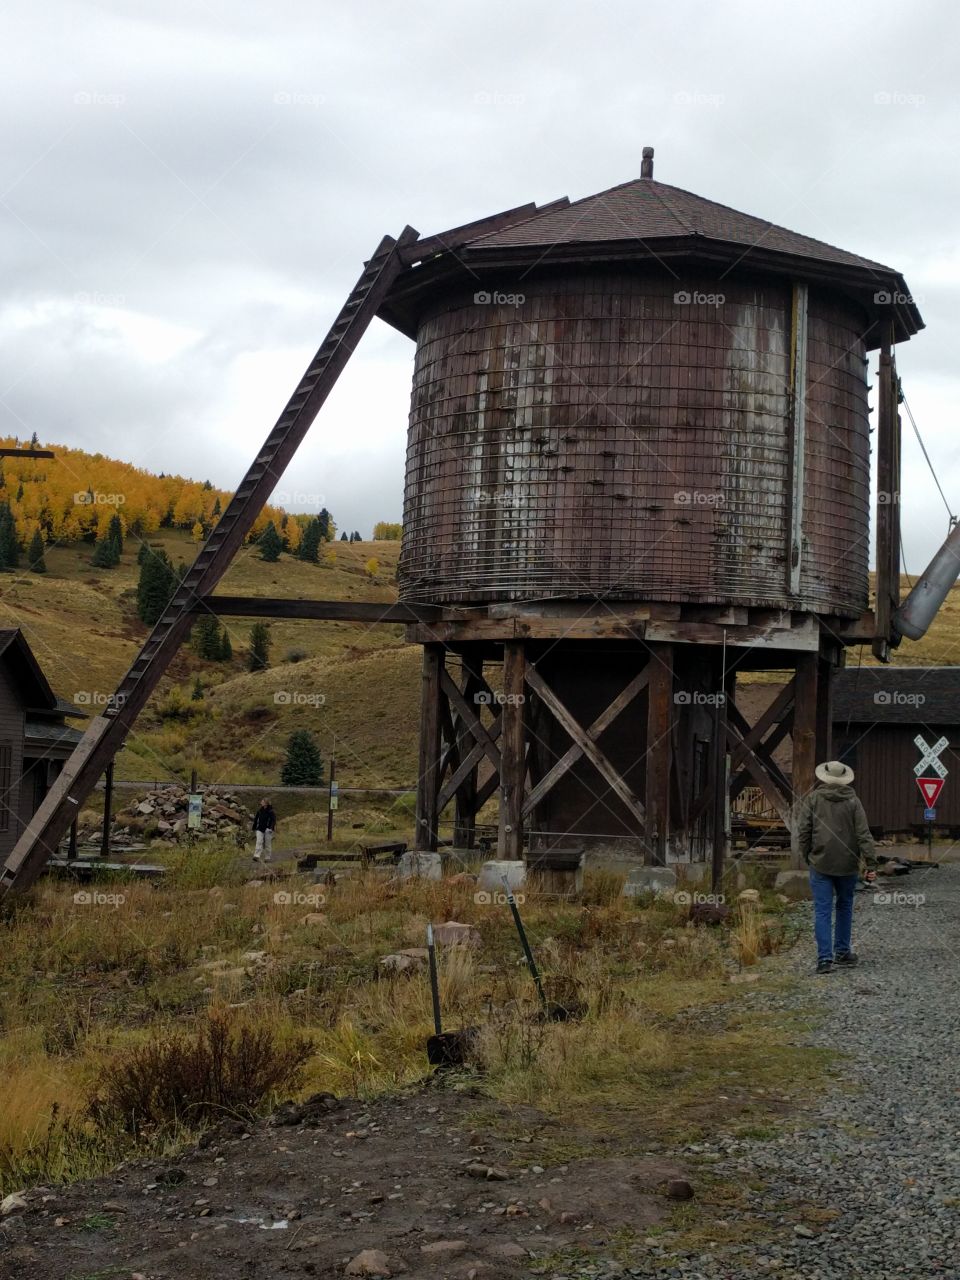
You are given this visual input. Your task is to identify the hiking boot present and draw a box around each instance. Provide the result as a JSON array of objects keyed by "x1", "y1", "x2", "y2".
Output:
[
  {"x1": 816, "y1": 959, "x2": 834, "y2": 974},
  {"x1": 834, "y1": 951, "x2": 858, "y2": 967}
]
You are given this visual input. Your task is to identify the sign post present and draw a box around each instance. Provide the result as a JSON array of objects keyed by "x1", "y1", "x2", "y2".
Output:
[
  {"x1": 914, "y1": 735, "x2": 949, "y2": 855},
  {"x1": 326, "y1": 739, "x2": 337, "y2": 843}
]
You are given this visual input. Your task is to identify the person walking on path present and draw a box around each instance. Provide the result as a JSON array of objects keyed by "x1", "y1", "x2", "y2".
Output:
[
  {"x1": 796, "y1": 760, "x2": 877, "y2": 974},
  {"x1": 252, "y1": 797, "x2": 277, "y2": 862}
]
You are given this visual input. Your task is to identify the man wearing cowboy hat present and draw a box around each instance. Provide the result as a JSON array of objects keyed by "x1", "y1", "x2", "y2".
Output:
[{"x1": 796, "y1": 760, "x2": 878, "y2": 974}]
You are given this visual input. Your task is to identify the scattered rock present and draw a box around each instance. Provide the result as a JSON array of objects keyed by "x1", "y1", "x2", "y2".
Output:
[
  {"x1": 345, "y1": 1248, "x2": 392, "y2": 1276},
  {"x1": 379, "y1": 948, "x2": 429, "y2": 973},
  {"x1": 0, "y1": 1192, "x2": 27, "y2": 1216},
  {"x1": 794, "y1": 1223, "x2": 815, "y2": 1238},
  {"x1": 738, "y1": 888, "x2": 761, "y2": 903},
  {"x1": 485, "y1": 1242, "x2": 528, "y2": 1259},
  {"x1": 432, "y1": 921, "x2": 481, "y2": 947},
  {"x1": 664, "y1": 1178, "x2": 695, "y2": 1200},
  {"x1": 301, "y1": 913, "x2": 326, "y2": 926},
  {"x1": 729, "y1": 971, "x2": 761, "y2": 984},
  {"x1": 420, "y1": 1240, "x2": 468, "y2": 1257}
]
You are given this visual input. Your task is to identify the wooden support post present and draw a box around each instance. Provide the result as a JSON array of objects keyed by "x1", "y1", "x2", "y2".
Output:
[
  {"x1": 874, "y1": 323, "x2": 897, "y2": 660},
  {"x1": 791, "y1": 655, "x2": 819, "y2": 868},
  {"x1": 454, "y1": 656, "x2": 483, "y2": 848},
  {"x1": 68, "y1": 818, "x2": 78, "y2": 861},
  {"x1": 100, "y1": 760, "x2": 114, "y2": 858},
  {"x1": 645, "y1": 644, "x2": 673, "y2": 866},
  {"x1": 498, "y1": 642, "x2": 526, "y2": 859},
  {"x1": 816, "y1": 656, "x2": 834, "y2": 765},
  {"x1": 415, "y1": 645, "x2": 444, "y2": 852}
]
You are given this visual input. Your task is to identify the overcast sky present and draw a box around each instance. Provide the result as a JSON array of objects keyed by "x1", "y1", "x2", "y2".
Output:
[{"x1": 1, "y1": 0, "x2": 957, "y2": 566}]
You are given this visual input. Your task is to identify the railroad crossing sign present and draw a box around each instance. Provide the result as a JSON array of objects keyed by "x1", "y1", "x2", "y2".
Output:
[
  {"x1": 913, "y1": 734, "x2": 949, "y2": 780},
  {"x1": 916, "y1": 776, "x2": 945, "y2": 807}
]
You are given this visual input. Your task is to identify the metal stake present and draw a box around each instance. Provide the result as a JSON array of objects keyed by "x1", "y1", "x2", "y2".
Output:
[
  {"x1": 426, "y1": 923, "x2": 442, "y2": 1035},
  {"x1": 500, "y1": 874, "x2": 548, "y2": 1010}
]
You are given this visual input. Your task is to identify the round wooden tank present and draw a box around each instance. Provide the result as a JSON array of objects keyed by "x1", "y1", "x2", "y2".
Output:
[{"x1": 397, "y1": 271, "x2": 870, "y2": 615}]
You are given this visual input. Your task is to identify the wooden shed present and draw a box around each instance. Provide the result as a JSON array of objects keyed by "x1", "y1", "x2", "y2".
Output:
[
  {"x1": 0, "y1": 629, "x2": 85, "y2": 859},
  {"x1": 833, "y1": 666, "x2": 960, "y2": 835}
]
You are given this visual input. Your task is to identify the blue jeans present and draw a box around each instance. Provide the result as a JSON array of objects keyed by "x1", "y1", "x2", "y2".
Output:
[{"x1": 809, "y1": 868, "x2": 858, "y2": 962}]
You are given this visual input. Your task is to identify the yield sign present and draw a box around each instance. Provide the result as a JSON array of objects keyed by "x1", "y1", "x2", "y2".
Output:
[{"x1": 917, "y1": 777, "x2": 944, "y2": 807}]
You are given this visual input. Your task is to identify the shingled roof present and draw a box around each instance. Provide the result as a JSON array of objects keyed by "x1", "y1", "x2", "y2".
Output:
[
  {"x1": 834, "y1": 667, "x2": 960, "y2": 725},
  {"x1": 380, "y1": 161, "x2": 923, "y2": 346},
  {"x1": 468, "y1": 177, "x2": 892, "y2": 273}
]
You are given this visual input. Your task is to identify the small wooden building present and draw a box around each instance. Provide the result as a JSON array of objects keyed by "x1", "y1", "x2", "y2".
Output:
[
  {"x1": 833, "y1": 666, "x2": 960, "y2": 835},
  {"x1": 0, "y1": 629, "x2": 84, "y2": 859}
]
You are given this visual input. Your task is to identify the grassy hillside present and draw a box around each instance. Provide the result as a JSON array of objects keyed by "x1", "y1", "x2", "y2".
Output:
[{"x1": 0, "y1": 528, "x2": 420, "y2": 790}]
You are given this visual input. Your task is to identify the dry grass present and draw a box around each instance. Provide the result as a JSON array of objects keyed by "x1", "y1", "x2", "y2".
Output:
[{"x1": 0, "y1": 859, "x2": 814, "y2": 1194}]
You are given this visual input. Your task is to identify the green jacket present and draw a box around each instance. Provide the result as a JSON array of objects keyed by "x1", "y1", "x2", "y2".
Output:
[{"x1": 795, "y1": 784, "x2": 877, "y2": 876}]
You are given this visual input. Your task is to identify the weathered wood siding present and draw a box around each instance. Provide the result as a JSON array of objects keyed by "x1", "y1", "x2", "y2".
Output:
[
  {"x1": 399, "y1": 270, "x2": 869, "y2": 615},
  {"x1": 0, "y1": 664, "x2": 25, "y2": 859}
]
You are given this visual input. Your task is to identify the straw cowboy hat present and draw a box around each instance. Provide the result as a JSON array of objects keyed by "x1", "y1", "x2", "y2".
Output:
[{"x1": 815, "y1": 759, "x2": 855, "y2": 786}]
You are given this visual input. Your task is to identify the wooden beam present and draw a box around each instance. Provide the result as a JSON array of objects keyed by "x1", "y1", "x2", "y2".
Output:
[
  {"x1": 644, "y1": 644, "x2": 673, "y2": 865},
  {"x1": 725, "y1": 719, "x2": 793, "y2": 825},
  {"x1": 440, "y1": 670, "x2": 502, "y2": 774},
  {"x1": 415, "y1": 646, "x2": 443, "y2": 851},
  {"x1": 199, "y1": 596, "x2": 441, "y2": 623},
  {"x1": 726, "y1": 682, "x2": 796, "y2": 776},
  {"x1": 522, "y1": 667, "x2": 650, "y2": 819},
  {"x1": 439, "y1": 715, "x2": 502, "y2": 813},
  {"x1": 498, "y1": 643, "x2": 527, "y2": 859},
  {"x1": 786, "y1": 282, "x2": 809, "y2": 595},
  {"x1": 525, "y1": 666, "x2": 647, "y2": 830},
  {"x1": 874, "y1": 323, "x2": 896, "y2": 659},
  {"x1": 453, "y1": 657, "x2": 483, "y2": 847}
]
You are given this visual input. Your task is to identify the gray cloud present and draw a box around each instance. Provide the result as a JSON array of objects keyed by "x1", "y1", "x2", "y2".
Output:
[{"x1": 0, "y1": 0, "x2": 957, "y2": 559}]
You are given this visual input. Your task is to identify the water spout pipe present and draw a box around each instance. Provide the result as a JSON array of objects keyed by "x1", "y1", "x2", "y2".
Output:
[{"x1": 892, "y1": 520, "x2": 960, "y2": 641}]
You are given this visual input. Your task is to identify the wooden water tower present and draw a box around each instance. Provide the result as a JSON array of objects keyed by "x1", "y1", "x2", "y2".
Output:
[{"x1": 378, "y1": 149, "x2": 923, "y2": 869}]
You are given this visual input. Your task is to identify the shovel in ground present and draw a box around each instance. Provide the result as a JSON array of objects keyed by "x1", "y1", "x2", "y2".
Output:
[{"x1": 424, "y1": 922, "x2": 477, "y2": 1068}]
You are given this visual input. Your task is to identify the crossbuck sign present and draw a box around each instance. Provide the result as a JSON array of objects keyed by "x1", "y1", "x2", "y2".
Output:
[{"x1": 914, "y1": 734, "x2": 949, "y2": 780}]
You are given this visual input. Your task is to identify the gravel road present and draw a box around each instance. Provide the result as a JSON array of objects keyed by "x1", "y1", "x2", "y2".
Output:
[{"x1": 608, "y1": 861, "x2": 960, "y2": 1280}]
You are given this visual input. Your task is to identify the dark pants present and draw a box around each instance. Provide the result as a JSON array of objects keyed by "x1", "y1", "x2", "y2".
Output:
[{"x1": 809, "y1": 868, "x2": 858, "y2": 962}]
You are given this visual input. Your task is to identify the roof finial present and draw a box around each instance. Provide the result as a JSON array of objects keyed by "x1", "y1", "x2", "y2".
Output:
[{"x1": 641, "y1": 146, "x2": 654, "y2": 180}]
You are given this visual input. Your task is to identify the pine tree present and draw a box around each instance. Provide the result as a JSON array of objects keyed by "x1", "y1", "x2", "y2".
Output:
[
  {"x1": 281, "y1": 730, "x2": 324, "y2": 786},
  {"x1": 318, "y1": 508, "x2": 331, "y2": 539},
  {"x1": 191, "y1": 676, "x2": 204, "y2": 701},
  {"x1": 340, "y1": 531, "x2": 348, "y2": 542},
  {"x1": 0, "y1": 502, "x2": 19, "y2": 570},
  {"x1": 212, "y1": 496, "x2": 221, "y2": 517},
  {"x1": 27, "y1": 528, "x2": 46, "y2": 573},
  {"x1": 107, "y1": 513, "x2": 124, "y2": 553},
  {"x1": 218, "y1": 627, "x2": 233, "y2": 661},
  {"x1": 258, "y1": 521, "x2": 283, "y2": 562},
  {"x1": 137, "y1": 541, "x2": 150, "y2": 565},
  {"x1": 136, "y1": 548, "x2": 176, "y2": 625},
  {"x1": 192, "y1": 615, "x2": 221, "y2": 659},
  {"x1": 91, "y1": 534, "x2": 120, "y2": 568},
  {"x1": 248, "y1": 621, "x2": 271, "y2": 672},
  {"x1": 297, "y1": 517, "x2": 322, "y2": 564}
]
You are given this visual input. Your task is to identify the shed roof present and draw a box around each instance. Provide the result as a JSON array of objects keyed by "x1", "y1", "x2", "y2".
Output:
[
  {"x1": 834, "y1": 667, "x2": 960, "y2": 725},
  {"x1": 0, "y1": 628, "x2": 57, "y2": 710}
]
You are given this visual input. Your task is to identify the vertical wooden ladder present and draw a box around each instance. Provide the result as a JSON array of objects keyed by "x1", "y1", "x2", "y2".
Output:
[{"x1": 0, "y1": 227, "x2": 419, "y2": 893}]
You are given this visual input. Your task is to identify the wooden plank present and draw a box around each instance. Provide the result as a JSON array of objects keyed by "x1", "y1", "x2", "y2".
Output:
[
  {"x1": 440, "y1": 670, "x2": 502, "y2": 774},
  {"x1": 726, "y1": 681, "x2": 796, "y2": 775},
  {"x1": 524, "y1": 666, "x2": 647, "y2": 828},
  {"x1": 407, "y1": 617, "x2": 821, "y2": 646},
  {"x1": 644, "y1": 644, "x2": 673, "y2": 865},
  {"x1": 498, "y1": 643, "x2": 526, "y2": 859},
  {"x1": 786, "y1": 282, "x2": 809, "y2": 595},
  {"x1": 792, "y1": 653, "x2": 819, "y2": 803},
  {"x1": 200, "y1": 597, "x2": 442, "y2": 622},
  {"x1": 874, "y1": 325, "x2": 895, "y2": 658},
  {"x1": 415, "y1": 646, "x2": 443, "y2": 851},
  {"x1": 438, "y1": 715, "x2": 502, "y2": 812},
  {"x1": 725, "y1": 719, "x2": 793, "y2": 826},
  {"x1": 522, "y1": 666, "x2": 650, "y2": 818},
  {"x1": 453, "y1": 657, "x2": 483, "y2": 847}
]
